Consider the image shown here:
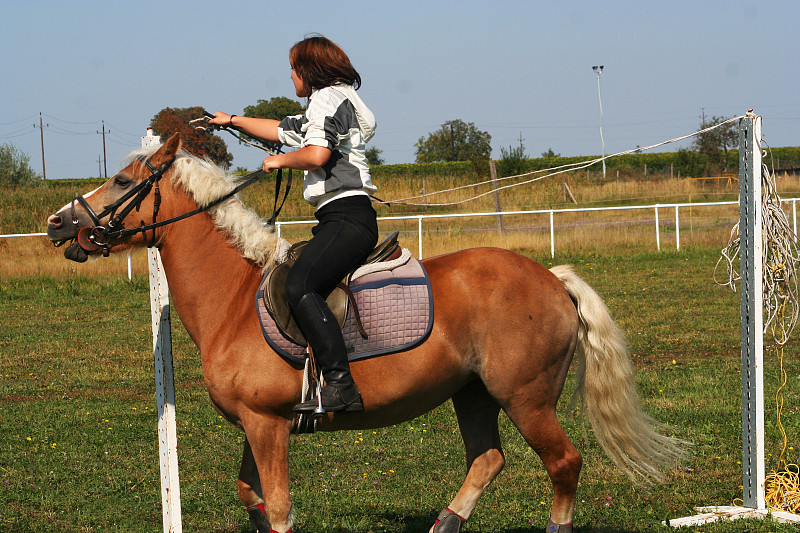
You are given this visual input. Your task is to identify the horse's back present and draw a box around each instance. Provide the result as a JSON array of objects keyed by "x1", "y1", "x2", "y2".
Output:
[{"x1": 422, "y1": 247, "x2": 576, "y2": 323}]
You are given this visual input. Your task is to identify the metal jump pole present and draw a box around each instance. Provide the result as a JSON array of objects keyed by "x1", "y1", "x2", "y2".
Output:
[
  {"x1": 666, "y1": 112, "x2": 799, "y2": 527},
  {"x1": 738, "y1": 112, "x2": 766, "y2": 511},
  {"x1": 143, "y1": 129, "x2": 183, "y2": 533}
]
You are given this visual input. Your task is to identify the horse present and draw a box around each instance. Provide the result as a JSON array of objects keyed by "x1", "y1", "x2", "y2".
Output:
[{"x1": 46, "y1": 134, "x2": 686, "y2": 533}]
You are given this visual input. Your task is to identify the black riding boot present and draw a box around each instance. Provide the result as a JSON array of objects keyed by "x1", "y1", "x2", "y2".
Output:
[{"x1": 291, "y1": 292, "x2": 363, "y2": 414}]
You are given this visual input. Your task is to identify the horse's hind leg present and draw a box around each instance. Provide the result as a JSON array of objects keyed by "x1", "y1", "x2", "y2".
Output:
[
  {"x1": 505, "y1": 404, "x2": 582, "y2": 529},
  {"x1": 430, "y1": 380, "x2": 505, "y2": 532}
]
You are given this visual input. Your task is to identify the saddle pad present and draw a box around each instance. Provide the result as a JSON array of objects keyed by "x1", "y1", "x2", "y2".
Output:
[{"x1": 256, "y1": 257, "x2": 434, "y2": 365}]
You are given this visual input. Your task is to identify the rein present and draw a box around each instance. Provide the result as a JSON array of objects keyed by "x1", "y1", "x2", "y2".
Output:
[{"x1": 71, "y1": 155, "x2": 291, "y2": 255}]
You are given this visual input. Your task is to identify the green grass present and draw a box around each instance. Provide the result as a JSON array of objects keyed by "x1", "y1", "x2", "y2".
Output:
[{"x1": 2, "y1": 248, "x2": 800, "y2": 532}]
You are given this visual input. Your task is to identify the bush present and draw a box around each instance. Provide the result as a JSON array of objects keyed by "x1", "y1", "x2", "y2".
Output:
[{"x1": 0, "y1": 144, "x2": 40, "y2": 187}]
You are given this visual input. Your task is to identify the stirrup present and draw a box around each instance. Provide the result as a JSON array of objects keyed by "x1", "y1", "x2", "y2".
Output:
[{"x1": 292, "y1": 385, "x2": 363, "y2": 414}]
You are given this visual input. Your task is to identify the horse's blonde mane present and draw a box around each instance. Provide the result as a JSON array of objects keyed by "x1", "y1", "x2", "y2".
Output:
[{"x1": 126, "y1": 147, "x2": 280, "y2": 272}]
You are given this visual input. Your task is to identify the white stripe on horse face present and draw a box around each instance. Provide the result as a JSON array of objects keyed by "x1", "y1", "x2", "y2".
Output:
[{"x1": 55, "y1": 185, "x2": 102, "y2": 215}]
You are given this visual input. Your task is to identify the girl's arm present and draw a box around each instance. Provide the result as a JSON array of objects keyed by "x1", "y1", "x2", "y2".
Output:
[
  {"x1": 209, "y1": 112, "x2": 280, "y2": 143},
  {"x1": 262, "y1": 146, "x2": 331, "y2": 173}
]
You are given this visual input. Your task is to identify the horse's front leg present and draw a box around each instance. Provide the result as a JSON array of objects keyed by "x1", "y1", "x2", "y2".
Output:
[
  {"x1": 239, "y1": 437, "x2": 272, "y2": 532},
  {"x1": 241, "y1": 414, "x2": 294, "y2": 533}
]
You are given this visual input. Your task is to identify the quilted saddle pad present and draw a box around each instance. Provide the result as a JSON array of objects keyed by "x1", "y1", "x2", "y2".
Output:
[{"x1": 256, "y1": 257, "x2": 434, "y2": 365}]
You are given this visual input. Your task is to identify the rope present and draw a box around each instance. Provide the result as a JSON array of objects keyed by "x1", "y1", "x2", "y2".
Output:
[
  {"x1": 714, "y1": 142, "x2": 800, "y2": 513},
  {"x1": 378, "y1": 116, "x2": 746, "y2": 207},
  {"x1": 714, "y1": 147, "x2": 800, "y2": 345}
]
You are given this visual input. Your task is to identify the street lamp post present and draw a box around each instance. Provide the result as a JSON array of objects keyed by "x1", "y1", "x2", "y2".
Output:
[{"x1": 592, "y1": 65, "x2": 606, "y2": 179}]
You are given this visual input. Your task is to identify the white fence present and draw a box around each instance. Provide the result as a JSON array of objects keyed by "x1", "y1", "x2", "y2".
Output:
[
  {"x1": 5, "y1": 198, "x2": 800, "y2": 269},
  {"x1": 276, "y1": 198, "x2": 800, "y2": 259}
]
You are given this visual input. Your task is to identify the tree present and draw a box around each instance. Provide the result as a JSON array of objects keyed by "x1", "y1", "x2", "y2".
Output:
[
  {"x1": 497, "y1": 142, "x2": 527, "y2": 177},
  {"x1": 692, "y1": 115, "x2": 738, "y2": 173},
  {"x1": 150, "y1": 106, "x2": 233, "y2": 168},
  {"x1": 365, "y1": 146, "x2": 384, "y2": 166},
  {"x1": 415, "y1": 120, "x2": 491, "y2": 163},
  {"x1": 541, "y1": 148, "x2": 560, "y2": 158},
  {"x1": 243, "y1": 97, "x2": 305, "y2": 153},
  {"x1": 0, "y1": 144, "x2": 40, "y2": 187}
]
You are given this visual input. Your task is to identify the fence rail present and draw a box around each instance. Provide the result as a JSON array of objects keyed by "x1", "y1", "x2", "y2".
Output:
[
  {"x1": 275, "y1": 198, "x2": 800, "y2": 259},
  {"x1": 4, "y1": 198, "x2": 799, "y2": 275}
]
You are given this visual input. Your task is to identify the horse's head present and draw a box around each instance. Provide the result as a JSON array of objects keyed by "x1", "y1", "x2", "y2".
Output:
[{"x1": 47, "y1": 134, "x2": 182, "y2": 262}]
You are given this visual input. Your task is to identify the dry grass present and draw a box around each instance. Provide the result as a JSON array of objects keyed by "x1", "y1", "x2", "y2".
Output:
[{"x1": 4, "y1": 173, "x2": 800, "y2": 277}]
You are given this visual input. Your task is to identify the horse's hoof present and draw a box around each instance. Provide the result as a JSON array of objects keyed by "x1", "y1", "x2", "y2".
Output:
[
  {"x1": 246, "y1": 503, "x2": 271, "y2": 533},
  {"x1": 432, "y1": 508, "x2": 465, "y2": 532},
  {"x1": 545, "y1": 518, "x2": 573, "y2": 533}
]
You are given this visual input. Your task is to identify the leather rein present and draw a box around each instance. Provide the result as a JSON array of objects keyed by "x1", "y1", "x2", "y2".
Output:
[{"x1": 69, "y1": 154, "x2": 290, "y2": 256}]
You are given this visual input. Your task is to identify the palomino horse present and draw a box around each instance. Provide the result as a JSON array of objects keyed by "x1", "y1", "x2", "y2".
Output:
[{"x1": 46, "y1": 135, "x2": 686, "y2": 533}]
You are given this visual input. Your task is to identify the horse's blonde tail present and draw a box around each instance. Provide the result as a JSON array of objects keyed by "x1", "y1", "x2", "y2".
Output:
[{"x1": 550, "y1": 265, "x2": 689, "y2": 483}]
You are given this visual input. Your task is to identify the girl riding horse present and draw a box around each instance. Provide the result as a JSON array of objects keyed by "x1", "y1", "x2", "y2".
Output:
[{"x1": 211, "y1": 34, "x2": 378, "y2": 415}]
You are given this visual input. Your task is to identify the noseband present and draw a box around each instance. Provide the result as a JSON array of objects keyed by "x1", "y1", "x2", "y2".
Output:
[
  {"x1": 70, "y1": 155, "x2": 173, "y2": 256},
  {"x1": 69, "y1": 154, "x2": 289, "y2": 256}
]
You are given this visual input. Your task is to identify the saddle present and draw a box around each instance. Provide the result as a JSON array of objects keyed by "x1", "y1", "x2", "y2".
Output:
[{"x1": 263, "y1": 231, "x2": 401, "y2": 346}]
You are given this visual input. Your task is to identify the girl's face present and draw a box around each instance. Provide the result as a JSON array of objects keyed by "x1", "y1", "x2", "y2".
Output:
[{"x1": 291, "y1": 67, "x2": 310, "y2": 98}]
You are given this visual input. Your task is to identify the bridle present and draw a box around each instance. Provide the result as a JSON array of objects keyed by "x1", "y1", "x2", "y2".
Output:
[{"x1": 69, "y1": 154, "x2": 290, "y2": 256}]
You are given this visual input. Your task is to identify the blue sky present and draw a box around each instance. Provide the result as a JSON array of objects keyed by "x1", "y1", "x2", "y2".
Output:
[{"x1": 1, "y1": 1, "x2": 798, "y2": 178}]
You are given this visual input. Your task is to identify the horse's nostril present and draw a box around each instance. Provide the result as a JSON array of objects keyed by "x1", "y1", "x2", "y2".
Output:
[{"x1": 48, "y1": 214, "x2": 62, "y2": 228}]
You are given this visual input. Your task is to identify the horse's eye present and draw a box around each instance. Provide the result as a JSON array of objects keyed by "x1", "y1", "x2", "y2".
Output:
[{"x1": 114, "y1": 176, "x2": 132, "y2": 189}]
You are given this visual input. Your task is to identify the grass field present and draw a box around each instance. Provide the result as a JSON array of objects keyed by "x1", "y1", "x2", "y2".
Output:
[{"x1": 2, "y1": 245, "x2": 800, "y2": 532}]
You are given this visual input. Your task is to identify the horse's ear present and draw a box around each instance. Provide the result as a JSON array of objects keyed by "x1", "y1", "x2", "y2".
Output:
[{"x1": 149, "y1": 133, "x2": 182, "y2": 168}]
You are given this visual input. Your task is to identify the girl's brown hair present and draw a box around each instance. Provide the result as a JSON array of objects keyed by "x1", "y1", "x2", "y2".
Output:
[{"x1": 290, "y1": 34, "x2": 361, "y2": 92}]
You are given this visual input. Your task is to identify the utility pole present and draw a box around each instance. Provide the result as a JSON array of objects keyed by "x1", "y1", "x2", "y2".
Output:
[
  {"x1": 98, "y1": 155, "x2": 102, "y2": 178},
  {"x1": 592, "y1": 65, "x2": 606, "y2": 179},
  {"x1": 97, "y1": 120, "x2": 110, "y2": 178},
  {"x1": 449, "y1": 122, "x2": 455, "y2": 161},
  {"x1": 34, "y1": 112, "x2": 48, "y2": 180}
]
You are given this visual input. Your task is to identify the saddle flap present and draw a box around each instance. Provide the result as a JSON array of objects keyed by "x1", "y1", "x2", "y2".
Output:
[
  {"x1": 263, "y1": 262, "x2": 349, "y2": 347},
  {"x1": 264, "y1": 262, "x2": 307, "y2": 346},
  {"x1": 262, "y1": 232, "x2": 402, "y2": 348}
]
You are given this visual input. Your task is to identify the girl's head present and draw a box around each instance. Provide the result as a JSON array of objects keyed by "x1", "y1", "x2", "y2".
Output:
[{"x1": 289, "y1": 34, "x2": 361, "y2": 97}]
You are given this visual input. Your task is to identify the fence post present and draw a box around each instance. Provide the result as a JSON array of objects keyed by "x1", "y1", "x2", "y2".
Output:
[
  {"x1": 489, "y1": 160, "x2": 505, "y2": 234},
  {"x1": 549, "y1": 211, "x2": 555, "y2": 258},
  {"x1": 674, "y1": 205, "x2": 680, "y2": 250},
  {"x1": 655, "y1": 206, "x2": 661, "y2": 251},
  {"x1": 148, "y1": 248, "x2": 183, "y2": 533},
  {"x1": 418, "y1": 216, "x2": 423, "y2": 259}
]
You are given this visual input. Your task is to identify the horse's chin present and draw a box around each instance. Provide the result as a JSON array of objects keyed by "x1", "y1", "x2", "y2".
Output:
[{"x1": 64, "y1": 241, "x2": 89, "y2": 263}]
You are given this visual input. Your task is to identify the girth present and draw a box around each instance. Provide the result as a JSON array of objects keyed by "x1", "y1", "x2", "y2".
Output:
[{"x1": 263, "y1": 231, "x2": 401, "y2": 346}]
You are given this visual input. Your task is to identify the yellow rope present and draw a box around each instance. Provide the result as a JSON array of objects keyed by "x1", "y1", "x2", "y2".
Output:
[{"x1": 763, "y1": 275, "x2": 800, "y2": 513}]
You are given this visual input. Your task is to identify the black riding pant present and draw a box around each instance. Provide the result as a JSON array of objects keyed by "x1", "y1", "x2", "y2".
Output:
[{"x1": 284, "y1": 195, "x2": 378, "y2": 366}]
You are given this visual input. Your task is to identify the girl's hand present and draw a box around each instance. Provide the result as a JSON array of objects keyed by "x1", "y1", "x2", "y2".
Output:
[
  {"x1": 262, "y1": 156, "x2": 282, "y2": 174},
  {"x1": 208, "y1": 112, "x2": 233, "y2": 128}
]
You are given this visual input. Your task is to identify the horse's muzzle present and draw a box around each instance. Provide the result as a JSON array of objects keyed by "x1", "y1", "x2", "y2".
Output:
[{"x1": 46, "y1": 213, "x2": 90, "y2": 263}]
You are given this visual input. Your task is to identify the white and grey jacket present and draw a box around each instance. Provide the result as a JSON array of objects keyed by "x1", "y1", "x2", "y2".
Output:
[{"x1": 277, "y1": 84, "x2": 377, "y2": 209}]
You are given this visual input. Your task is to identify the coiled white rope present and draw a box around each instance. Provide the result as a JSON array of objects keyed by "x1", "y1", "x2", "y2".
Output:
[{"x1": 714, "y1": 146, "x2": 800, "y2": 345}]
